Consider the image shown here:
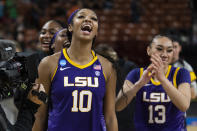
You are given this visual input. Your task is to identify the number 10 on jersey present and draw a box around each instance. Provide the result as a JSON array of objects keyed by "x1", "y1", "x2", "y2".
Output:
[{"x1": 71, "y1": 90, "x2": 92, "y2": 112}]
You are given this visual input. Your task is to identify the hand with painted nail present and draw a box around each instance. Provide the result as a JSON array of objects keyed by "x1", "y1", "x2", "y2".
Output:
[{"x1": 27, "y1": 84, "x2": 46, "y2": 105}]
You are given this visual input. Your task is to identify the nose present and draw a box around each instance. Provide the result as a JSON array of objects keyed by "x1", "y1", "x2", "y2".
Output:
[
  {"x1": 84, "y1": 16, "x2": 91, "y2": 22},
  {"x1": 161, "y1": 50, "x2": 168, "y2": 57},
  {"x1": 46, "y1": 32, "x2": 51, "y2": 38},
  {"x1": 44, "y1": 31, "x2": 52, "y2": 39}
]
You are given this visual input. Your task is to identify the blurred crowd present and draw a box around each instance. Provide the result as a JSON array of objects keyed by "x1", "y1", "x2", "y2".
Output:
[{"x1": 0, "y1": 0, "x2": 113, "y2": 52}]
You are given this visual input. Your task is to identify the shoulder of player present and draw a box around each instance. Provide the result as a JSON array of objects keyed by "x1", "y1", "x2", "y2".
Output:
[
  {"x1": 41, "y1": 52, "x2": 60, "y2": 63},
  {"x1": 39, "y1": 52, "x2": 60, "y2": 70},
  {"x1": 127, "y1": 67, "x2": 141, "y2": 77},
  {"x1": 97, "y1": 54, "x2": 115, "y2": 79},
  {"x1": 97, "y1": 54, "x2": 113, "y2": 69},
  {"x1": 174, "y1": 66, "x2": 190, "y2": 77}
]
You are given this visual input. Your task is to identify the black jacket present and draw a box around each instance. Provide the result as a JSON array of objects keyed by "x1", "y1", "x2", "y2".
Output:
[
  {"x1": 0, "y1": 99, "x2": 39, "y2": 131},
  {"x1": 116, "y1": 59, "x2": 137, "y2": 131}
]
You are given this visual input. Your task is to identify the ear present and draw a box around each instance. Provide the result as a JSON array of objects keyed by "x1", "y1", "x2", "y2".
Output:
[
  {"x1": 68, "y1": 24, "x2": 73, "y2": 32},
  {"x1": 147, "y1": 46, "x2": 151, "y2": 56}
]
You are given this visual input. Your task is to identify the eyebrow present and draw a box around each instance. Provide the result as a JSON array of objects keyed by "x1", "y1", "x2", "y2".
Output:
[
  {"x1": 78, "y1": 11, "x2": 97, "y2": 17},
  {"x1": 156, "y1": 45, "x2": 173, "y2": 48}
]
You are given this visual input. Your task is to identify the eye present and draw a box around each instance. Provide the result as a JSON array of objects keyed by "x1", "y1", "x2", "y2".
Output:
[
  {"x1": 156, "y1": 47, "x2": 162, "y2": 51},
  {"x1": 167, "y1": 49, "x2": 173, "y2": 53},
  {"x1": 78, "y1": 15, "x2": 84, "y2": 19},
  {"x1": 40, "y1": 30, "x2": 46, "y2": 35},
  {"x1": 91, "y1": 17, "x2": 98, "y2": 21},
  {"x1": 49, "y1": 30, "x2": 56, "y2": 35}
]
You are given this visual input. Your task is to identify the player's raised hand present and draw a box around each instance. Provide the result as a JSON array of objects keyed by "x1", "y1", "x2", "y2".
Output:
[
  {"x1": 150, "y1": 54, "x2": 166, "y2": 81},
  {"x1": 138, "y1": 64, "x2": 155, "y2": 86}
]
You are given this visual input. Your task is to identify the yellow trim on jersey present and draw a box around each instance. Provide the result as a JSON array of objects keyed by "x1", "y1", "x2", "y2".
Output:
[
  {"x1": 103, "y1": 72, "x2": 107, "y2": 82},
  {"x1": 190, "y1": 71, "x2": 197, "y2": 82},
  {"x1": 63, "y1": 48, "x2": 98, "y2": 69},
  {"x1": 140, "y1": 68, "x2": 144, "y2": 78},
  {"x1": 51, "y1": 66, "x2": 58, "y2": 81},
  {"x1": 173, "y1": 67, "x2": 180, "y2": 88},
  {"x1": 150, "y1": 65, "x2": 172, "y2": 86},
  {"x1": 92, "y1": 51, "x2": 96, "y2": 57}
]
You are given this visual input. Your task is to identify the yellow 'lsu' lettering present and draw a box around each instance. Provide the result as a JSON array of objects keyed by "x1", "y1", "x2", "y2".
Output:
[
  {"x1": 64, "y1": 76, "x2": 99, "y2": 87},
  {"x1": 143, "y1": 92, "x2": 171, "y2": 102}
]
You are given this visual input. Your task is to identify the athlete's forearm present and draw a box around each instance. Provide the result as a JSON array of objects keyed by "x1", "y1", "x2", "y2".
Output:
[
  {"x1": 115, "y1": 81, "x2": 143, "y2": 111},
  {"x1": 32, "y1": 105, "x2": 48, "y2": 131},
  {"x1": 105, "y1": 115, "x2": 118, "y2": 131},
  {"x1": 160, "y1": 78, "x2": 191, "y2": 112},
  {"x1": 191, "y1": 81, "x2": 197, "y2": 99}
]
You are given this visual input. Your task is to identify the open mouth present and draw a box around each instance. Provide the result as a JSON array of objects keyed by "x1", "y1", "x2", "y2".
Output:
[
  {"x1": 43, "y1": 42, "x2": 50, "y2": 45},
  {"x1": 42, "y1": 40, "x2": 50, "y2": 45},
  {"x1": 81, "y1": 24, "x2": 92, "y2": 33}
]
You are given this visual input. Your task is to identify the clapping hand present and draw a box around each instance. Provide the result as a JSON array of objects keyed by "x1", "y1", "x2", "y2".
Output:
[
  {"x1": 150, "y1": 54, "x2": 166, "y2": 81},
  {"x1": 138, "y1": 64, "x2": 155, "y2": 86}
]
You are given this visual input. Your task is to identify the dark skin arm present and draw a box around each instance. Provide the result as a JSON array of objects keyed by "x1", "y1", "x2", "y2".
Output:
[
  {"x1": 32, "y1": 53, "x2": 60, "y2": 131},
  {"x1": 98, "y1": 55, "x2": 118, "y2": 131}
]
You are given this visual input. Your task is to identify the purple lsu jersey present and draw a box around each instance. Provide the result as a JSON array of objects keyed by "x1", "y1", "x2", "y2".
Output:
[
  {"x1": 126, "y1": 65, "x2": 191, "y2": 131},
  {"x1": 47, "y1": 48, "x2": 106, "y2": 131}
]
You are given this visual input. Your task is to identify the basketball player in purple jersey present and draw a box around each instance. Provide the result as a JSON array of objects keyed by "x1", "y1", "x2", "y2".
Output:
[
  {"x1": 116, "y1": 35, "x2": 191, "y2": 131},
  {"x1": 33, "y1": 8, "x2": 118, "y2": 131}
]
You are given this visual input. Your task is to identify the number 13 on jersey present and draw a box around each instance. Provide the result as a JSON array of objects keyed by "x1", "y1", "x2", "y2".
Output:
[
  {"x1": 148, "y1": 105, "x2": 166, "y2": 124},
  {"x1": 71, "y1": 90, "x2": 93, "y2": 112}
]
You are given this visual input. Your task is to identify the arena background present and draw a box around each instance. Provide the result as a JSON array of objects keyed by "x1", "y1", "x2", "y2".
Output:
[{"x1": 0, "y1": 0, "x2": 197, "y2": 130}]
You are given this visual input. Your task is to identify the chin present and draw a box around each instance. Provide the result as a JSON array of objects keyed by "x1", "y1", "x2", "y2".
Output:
[
  {"x1": 80, "y1": 36, "x2": 93, "y2": 41},
  {"x1": 42, "y1": 48, "x2": 49, "y2": 52},
  {"x1": 162, "y1": 61, "x2": 169, "y2": 66}
]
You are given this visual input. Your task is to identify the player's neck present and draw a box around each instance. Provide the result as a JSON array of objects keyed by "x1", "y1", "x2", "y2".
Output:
[{"x1": 67, "y1": 44, "x2": 94, "y2": 65}]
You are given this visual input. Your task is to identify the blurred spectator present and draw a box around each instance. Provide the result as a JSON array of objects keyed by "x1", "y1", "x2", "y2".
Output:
[
  {"x1": 37, "y1": 20, "x2": 63, "y2": 61},
  {"x1": 22, "y1": 26, "x2": 39, "y2": 52},
  {"x1": 104, "y1": 0, "x2": 113, "y2": 9},
  {"x1": 0, "y1": 0, "x2": 115, "y2": 46},
  {"x1": 83, "y1": 0, "x2": 113, "y2": 9},
  {"x1": 66, "y1": 0, "x2": 83, "y2": 19},
  {"x1": 130, "y1": 0, "x2": 141, "y2": 23},
  {"x1": 38, "y1": 20, "x2": 63, "y2": 53},
  {"x1": 0, "y1": 0, "x2": 5, "y2": 18},
  {"x1": 95, "y1": 44, "x2": 137, "y2": 131},
  {"x1": 51, "y1": 28, "x2": 70, "y2": 53},
  {"x1": 171, "y1": 35, "x2": 197, "y2": 99},
  {"x1": 92, "y1": 0, "x2": 105, "y2": 9},
  {"x1": 192, "y1": 23, "x2": 197, "y2": 44},
  {"x1": 5, "y1": 0, "x2": 18, "y2": 20},
  {"x1": 13, "y1": 40, "x2": 23, "y2": 52}
]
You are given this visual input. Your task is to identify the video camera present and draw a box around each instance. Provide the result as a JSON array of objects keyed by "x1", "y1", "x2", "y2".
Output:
[{"x1": 0, "y1": 39, "x2": 47, "y2": 104}]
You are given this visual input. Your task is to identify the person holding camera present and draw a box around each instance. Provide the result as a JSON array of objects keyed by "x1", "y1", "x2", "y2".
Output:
[
  {"x1": 0, "y1": 39, "x2": 47, "y2": 131},
  {"x1": 0, "y1": 84, "x2": 46, "y2": 131}
]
